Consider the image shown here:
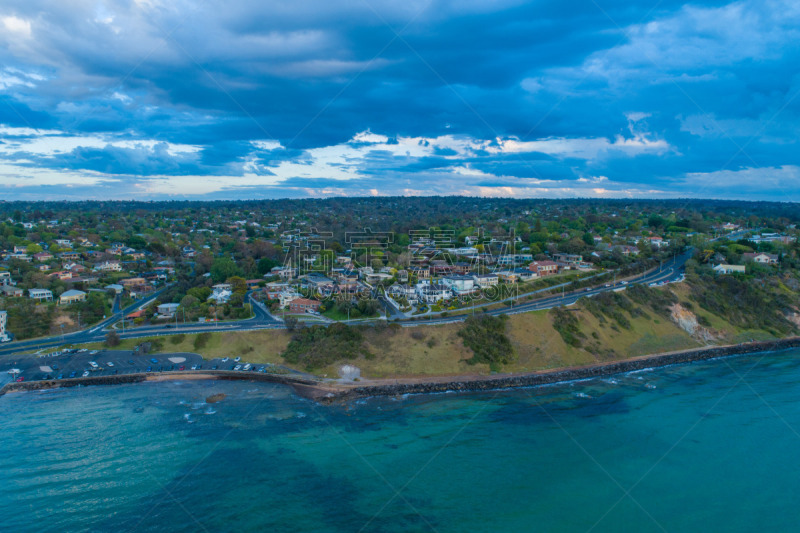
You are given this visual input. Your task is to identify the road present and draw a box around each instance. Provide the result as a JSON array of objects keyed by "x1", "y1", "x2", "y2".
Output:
[{"x1": 0, "y1": 250, "x2": 691, "y2": 355}]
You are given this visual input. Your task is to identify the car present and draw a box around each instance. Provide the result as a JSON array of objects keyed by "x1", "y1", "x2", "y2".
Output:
[
  {"x1": 585, "y1": 287, "x2": 591, "y2": 292},
  {"x1": 234, "y1": 364, "x2": 242, "y2": 371},
  {"x1": 80, "y1": 348, "x2": 88, "y2": 353},
  {"x1": 69, "y1": 371, "x2": 76, "y2": 378},
  {"x1": 211, "y1": 365, "x2": 218, "y2": 370},
  {"x1": 221, "y1": 357, "x2": 229, "y2": 362},
  {"x1": 107, "y1": 362, "x2": 114, "y2": 367},
  {"x1": 164, "y1": 324, "x2": 172, "y2": 328},
  {"x1": 52, "y1": 363, "x2": 59, "y2": 370},
  {"x1": 191, "y1": 365, "x2": 197, "y2": 370},
  {"x1": 243, "y1": 364, "x2": 252, "y2": 371},
  {"x1": 234, "y1": 357, "x2": 241, "y2": 362},
  {"x1": 146, "y1": 366, "x2": 152, "y2": 372},
  {"x1": 150, "y1": 358, "x2": 159, "y2": 364},
  {"x1": 112, "y1": 370, "x2": 118, "y2": 375},
  {"x1": 128, "y1": 360, "x2": 135, "y2": 365},
  {"x1": 89, "y1": 350, "x2": 98, "y2": 355},
  {"x1": 179, "y1": 365, "x2": 185, "y2": 371},
  {"x1": 158, "y1": 366, "x2": 163, "y2": 372},
  {"x1": 82, "y1": 370, "x2": 90, "y2": 377},
  {"x1": 89, "y1": 361, "x2": 99, "y2": 369},
  {"x1": 16, "y1": 376, "x2": 25, "y2": 382},
  {"x1": 57, "y1": 373, "x2": 63, "y2": 379}
]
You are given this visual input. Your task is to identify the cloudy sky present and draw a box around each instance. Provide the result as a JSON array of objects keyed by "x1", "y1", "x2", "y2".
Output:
[{"x1": 1, "y1": 0, "x2": 798, "y2": 200}]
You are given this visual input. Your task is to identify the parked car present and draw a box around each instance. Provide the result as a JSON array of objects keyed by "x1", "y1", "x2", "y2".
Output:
[
  {"x1": 107, "y1": 362, "x2": 114, "y2": 367},
  {"x1": 16, "y1": 377, "x2": 24, "y2": 382},
  {"x1": 221, "y1": 357, "x2": 229, "y2": 362},
  {"x1": 150, "y1": 358, "x2": 159, "y2": 364}
]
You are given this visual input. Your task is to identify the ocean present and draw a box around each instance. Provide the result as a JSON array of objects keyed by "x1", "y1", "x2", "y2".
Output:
[{"x1": 2, "y1": 349, "x2": 800, "y2": 532}]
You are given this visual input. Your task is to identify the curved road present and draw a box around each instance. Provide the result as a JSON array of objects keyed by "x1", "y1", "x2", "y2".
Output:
[{"x1": 0, "y1": 251, "x2": 691, "y2": 356}]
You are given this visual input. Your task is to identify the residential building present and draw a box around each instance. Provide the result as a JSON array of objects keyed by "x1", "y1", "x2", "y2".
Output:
[
  {"x1": 416, "y1": 282, "x2": 450, "y2": 304},
  {"x1": 0, "y1": 285, "x2": 23, "y2": 297},
  {"x1": 528, "y1": 260, "x2": 559, "y2": 276},
  {"x1": 289, "y1": 298, "x2": 321, "y2": 313},
  {"x1": 713, "y1": 264, "x2": 746, "y2": 274},
  {"x1": 157, "y1": 303, "x2": 180, "y2": 317},
  {"x1": 59, "y1": 289, "x2": 87, "y2": 305},
  {"x1": 743, "y1": 252, "x2": 779, "y2": 264},
  {"x1": 472, "y1": 274, "x2": 499, "y2": 288},
  {"x1": 95, "y1": 260, "x2": 122, "y2": 272},
  {"x1": 0, "y1": 309, "x2": 7, "y2": 341},
  {"x1": 0, "y1": 272, "x2": 12, "y2": 286},
  {"x1": 441, "y1": 275, "x2": 476, "y2": 295},
  {"x1": 33, "y1": 251, "x2": 54, "y2": 262},
  {"x1": 105, "y1": 284, "x2": 124, "y2": 294},
  {"x1": 28, "y1": 288, "x2": 53, "y2": 301}
]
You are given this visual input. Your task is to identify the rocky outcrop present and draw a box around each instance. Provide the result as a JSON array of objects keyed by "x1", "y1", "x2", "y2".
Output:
[{"x1": 670, "y1": 303, "x2": 717, "y2": 342}]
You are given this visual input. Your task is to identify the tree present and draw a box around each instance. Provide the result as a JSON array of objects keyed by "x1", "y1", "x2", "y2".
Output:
[
  {"x1": 284, "y1": 316, "x2": 299, "y2": 331},
  {"x1": 210, "y1": 257, "x2": 241, "y2": 283},
  {"x1": 105, "y1": 331, "x2": 121, "y2": 347},
  {"x1": 26, "y1": 243, "x2": 43, "y2": 254},
  {"x1": 227, "y1": 276, "x2": 248, "y2": 295}
]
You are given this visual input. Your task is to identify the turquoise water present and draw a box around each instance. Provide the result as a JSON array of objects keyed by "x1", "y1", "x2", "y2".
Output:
[{"x1": 3, "y1": 350, "x2": 800, "y2": 532}]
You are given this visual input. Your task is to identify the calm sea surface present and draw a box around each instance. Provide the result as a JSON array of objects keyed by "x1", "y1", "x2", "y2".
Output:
[{"x1": 3, "y1": 349, "x2": 800, "y2": 532}]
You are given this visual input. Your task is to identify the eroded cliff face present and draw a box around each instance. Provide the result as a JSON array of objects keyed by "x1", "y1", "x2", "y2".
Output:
[{"x1": 670, "y1": 303, "x2": 717, "y2": 343}]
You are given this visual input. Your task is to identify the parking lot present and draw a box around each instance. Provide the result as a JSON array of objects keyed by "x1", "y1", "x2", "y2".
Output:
[{"x1": 1, "y1": 348, "x2": 288, "y2": 383}]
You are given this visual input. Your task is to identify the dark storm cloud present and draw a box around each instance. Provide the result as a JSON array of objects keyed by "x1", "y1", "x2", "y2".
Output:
[{"x1": 0, "y1": 0, "x2": 798, "y2": 199}]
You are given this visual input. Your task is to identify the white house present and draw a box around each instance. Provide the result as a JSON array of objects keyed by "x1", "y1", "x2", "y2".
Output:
[
  {"x1": 208, "y1": 287, "x2": 231, "y2": 304},
  {"x1": 157, "y1": 303, "x2": 180, "y2": 317},
  {"x1": 472, "y1": 274, "x2": 499, "y2": 288},
  {"x1": 416, "y1": 282, "x2": 450, "y2": 304},
  {"x1": 95, "y1": 261, "x2": 122, "y2": 272},
  {"x1": 713, "y1": 264, "x2": 746, "y2": 274},
  {"x1": 0, "y1": 310, "x2": 8, "y2": 342},
  {"x1": 441, "y1": 275, "x2": 475, "y2": 295},
  {"x1": 28, "y1": 288, "x2": 54, "y2": 302}
]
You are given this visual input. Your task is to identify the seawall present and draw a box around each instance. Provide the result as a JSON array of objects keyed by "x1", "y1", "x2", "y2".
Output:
[{"x1": 338, "y1": 337, "x2": 800, "y2": 401}]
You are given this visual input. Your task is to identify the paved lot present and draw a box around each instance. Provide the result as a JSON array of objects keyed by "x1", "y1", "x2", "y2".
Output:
[{"x1": 0, "y1": 348, "x2": 293, "y2": 383}]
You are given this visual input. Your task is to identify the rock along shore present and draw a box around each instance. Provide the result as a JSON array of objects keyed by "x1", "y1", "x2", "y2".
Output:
[{"x1": 2, "y1": 337, "x2": 800, "y2": 404}]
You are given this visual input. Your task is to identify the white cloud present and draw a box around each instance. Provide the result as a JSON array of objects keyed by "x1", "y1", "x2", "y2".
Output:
[{"x1": 2, "y1": 15, "x2": 31, "y2": 36}]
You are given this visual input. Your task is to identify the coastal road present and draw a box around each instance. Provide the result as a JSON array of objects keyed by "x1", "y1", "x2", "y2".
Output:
[{"x1": 0, "y1": 250, "x2": 692, "y2": 354}]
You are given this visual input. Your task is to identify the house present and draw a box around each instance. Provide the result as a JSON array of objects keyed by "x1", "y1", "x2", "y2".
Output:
[
  {"x1": 208, "y1": 287, "x2": 231, "y2": 304},
  {"x1": 553, "y1": 253, "x2": 583, "y2": 265},
  {"x1": 0, "y1": 272, "x2": 12, "y2": 286},
  {"x1": 289, "y1": 298, "x2": 321, "y2": 313},
  {"x1": 472, "y1": 274, "x2": 499, "y2": 288},
  {"x1": 95, "y1": 261, "x2": 122, "y2": 272},
  {"x1": 416, "y1": 282, "x2": 450, "y2": 304},
  {"x1": 58, "y1": 252, "x2": 80, "y2": 261},
  {"x1": 743, "y1": 252, "x2": 779, "y2": 264},
  {"x1": 496, "y1": 271, "x2": 519, "y2": 283},
  {"x1": 33, "y1": 251, "x2": 53, "y2": 262},
  {"x1": 643, "y1": 236, "x2": 670, "y2": 248},
  {"x1": 55, "y1": 239, "x2": 72, "y2": 248},
  {"x1": 49, "y1": 271, "x2": 73, "y2": 281},
  {"x1": 105, "y1": 284, "x2": 124, "y2": 294},
  {"x1": 0, "y1": 309, "x2": 7, "y2": 341},
  {"x1": 387, "y1": 283, "x2": 418, "y2": 304},
  {"x1": 157, "y1": 303, "x2": 180, "y2": 317},
  {"x1": 28, "y1": 288, "x2": 53, "y2": 301},
  {"x1": 59, "y1": 289, "x2": 87, "y2": 305},
  {"x1": 409, "y1": 266, "x2": 430, "y2": 279},
  {"x1": 528, "y1": 260, "x2": 559, "y2": 276},
  {"x1": 441, "y1": 275, "x2": 475, "y2": 295},
  {"x1": 0, "y1": 285, "x2": 23, "y2": 297},
  {"x1": 713, "y1": 264, "x2": 746, "y2": 274}
]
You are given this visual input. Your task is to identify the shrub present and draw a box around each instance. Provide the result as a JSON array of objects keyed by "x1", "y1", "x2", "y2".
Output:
[
  {"x1": 170, "y1": 333, "x2": 186, "y2": 345},
  {"x1": 457, "y1": 315, "x2": 515, "y2": 367},
  {"x1": 194, "y1": 332, "x2": 212, "y2": 350}
]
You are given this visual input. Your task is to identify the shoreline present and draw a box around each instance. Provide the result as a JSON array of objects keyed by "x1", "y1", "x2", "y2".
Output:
[{"x1": 3, "y1": 336, "x2": 800, "y2": 403}]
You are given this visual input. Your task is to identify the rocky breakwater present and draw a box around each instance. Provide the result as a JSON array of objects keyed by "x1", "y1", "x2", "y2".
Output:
[{"x1": 336, "y1": 337, "x2": 800, "y2": 401}]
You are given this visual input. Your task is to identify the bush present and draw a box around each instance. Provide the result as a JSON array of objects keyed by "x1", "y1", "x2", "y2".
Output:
[
  {"x1": 282, "y1": 323, "x2": 370, "y2": 370},
  {"x1": 170, "y1": 333, "x2": 186, "y2": 345},
  {"x1": 194, "y1": 332, "x2": 212, "y2": 350},
  {"x1": 550, "y1": 306, "x2": 585, "y2": 347},
  {"x1": 457, "y1": 315, "x2": 515, "y2": 367},
  {"x1": 105, "y1": 331, "x2": 121, "y2": 347}
]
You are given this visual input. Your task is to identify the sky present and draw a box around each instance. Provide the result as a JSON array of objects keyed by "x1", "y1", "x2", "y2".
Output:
[{"x1": 0, "y1": 0, "x2": 799, "y2": 201}]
